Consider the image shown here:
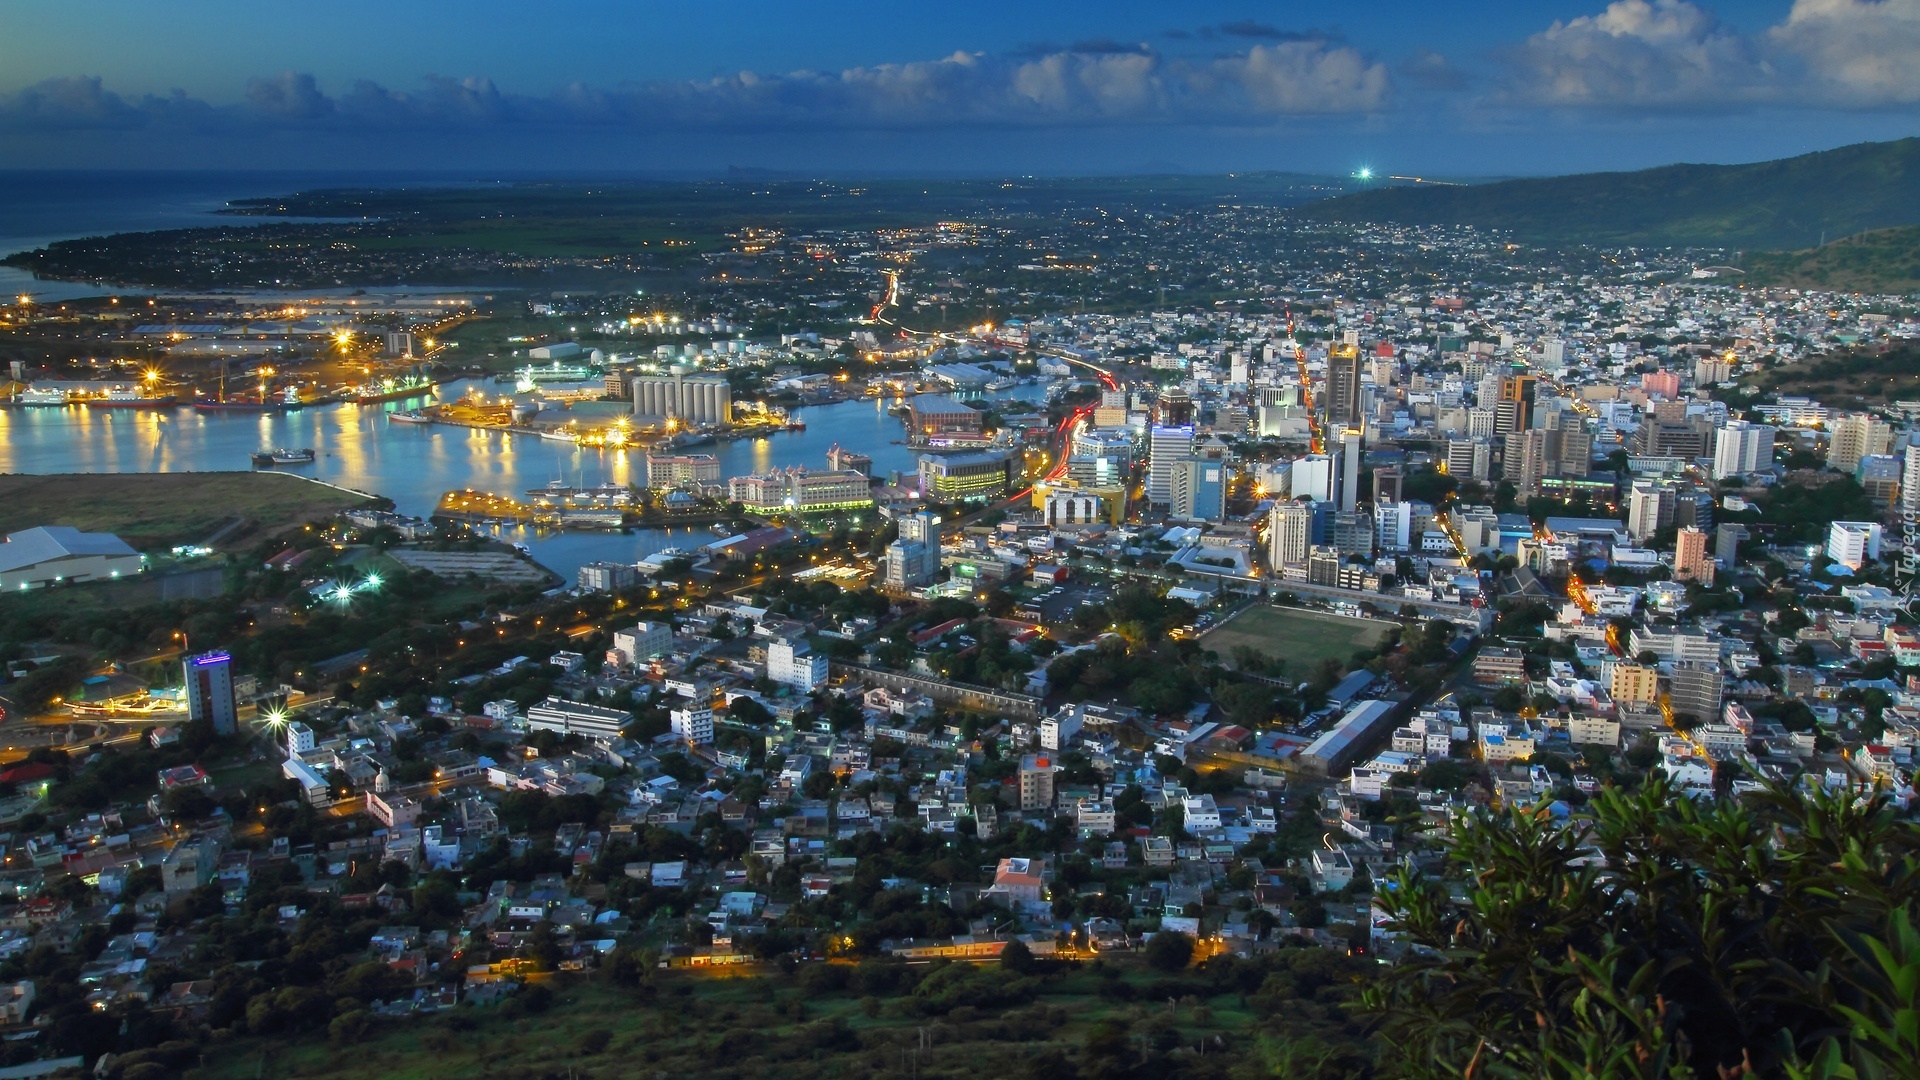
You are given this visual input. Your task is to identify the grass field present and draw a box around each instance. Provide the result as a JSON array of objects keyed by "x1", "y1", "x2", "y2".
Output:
[
  {"x1": 0, "y1": 472, "x2": 379, "y2": 549},
  {"x1": 1200, "y1": 605, "x2": 1395, "y2": 675},
  {"x1": 187, "y1": 959, "x2": 1326, "y2": 1080}
]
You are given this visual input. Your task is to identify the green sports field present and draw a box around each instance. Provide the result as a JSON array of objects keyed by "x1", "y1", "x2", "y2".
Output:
[{"x1": 1199, "y1": 605, "x2": 1395, "y2": 675}]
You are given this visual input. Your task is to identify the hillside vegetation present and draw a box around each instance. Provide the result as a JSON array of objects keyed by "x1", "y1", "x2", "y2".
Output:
[
  {"x1": 1298, "y1": 137, "x2": 1920, "y2": 251},
  {"x1": 1744, "y1": 226, "x2": 1920, "y2": 294}
]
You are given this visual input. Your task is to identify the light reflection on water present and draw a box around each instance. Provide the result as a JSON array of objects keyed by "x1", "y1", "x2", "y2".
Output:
[{"x1": 0, "y1": 379, "x2": 1048, "y2": 580}]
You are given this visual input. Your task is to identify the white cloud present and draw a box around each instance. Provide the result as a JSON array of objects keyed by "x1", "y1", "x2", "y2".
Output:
[
  {"x1": 1773, "y1": 0, "x2": 1920, "y2": 104},
  {"x1": 1503, "y1": 0, "x2": 1920, "y2": 109},
  {"x1": 1501, "y1": 0, "x2": 1775, "y2": 108},
  {"x1": 0, "y1": 41, "x2": 1389, "y2": 137}
]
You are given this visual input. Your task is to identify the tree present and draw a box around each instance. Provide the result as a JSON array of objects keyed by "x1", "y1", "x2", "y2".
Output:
[
  {"x1": 1144, "y1": 930, "x2": 1194, "y2": 972},
  {"x1": 1364, "y1": 778, "x2": 1920, "y2": 1079},
  {"x1": 1000, "y1": 938, "x2": 1035, "y2": 974}
]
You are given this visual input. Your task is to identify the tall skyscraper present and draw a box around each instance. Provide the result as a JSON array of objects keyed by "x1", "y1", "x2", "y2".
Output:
[
  {"x1": 1504, "y1": 429, "x2": 1550, "y2": 496},
  {"x1": 1496, "y1": 374, "x2": 1536, "y2": 435},
  {"x1": 1325, "y1": 344, "x2": 1364, "y2": 427},
  {"x1": 1269, "y1": 501, "x2": 1315, "y2": 570},
  {"x1": 1339, "y1": 428, "x2": 1363, "y2": 512},
  {"x1": 1146, "y1": 425, "x2": 1195, "y2": 507},
  {"x1": 185, "y1": 651, "x2": 237, "y2": 735}
]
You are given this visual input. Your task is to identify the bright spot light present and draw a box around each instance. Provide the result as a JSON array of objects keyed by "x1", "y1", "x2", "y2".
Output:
[{"x1": 1357, "y1": 168, "x2": 1373, "y2": 181}]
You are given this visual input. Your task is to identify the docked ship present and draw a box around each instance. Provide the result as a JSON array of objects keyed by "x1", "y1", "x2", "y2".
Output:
[
  {"x1": 251, "y1": 448, "x2": 316, "y2": 466},
  {"x1": 539, "y1": 429, "x2": 579, "y2": 443},
  {"x1": 387, "y1": 409, "x2": 433, "y2": 424},
  {"x1": 85, "y1": 387, "x2": 178, "y2": 408},
  {"x1": 347, "y1": 368, "x2": 436, "y2": 404},
  {"x1": 515, "y1": 361, "x2": 597, "y2": 384},
  {"x1": 197, "y1": 379, "x2": 301, "y2": 412},
  {"x1": 12, "y1": 386, "x2": 72, "y2": 406}
]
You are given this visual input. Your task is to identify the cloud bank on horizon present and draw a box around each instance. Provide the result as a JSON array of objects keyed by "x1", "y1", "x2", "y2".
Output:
[{"x1": 2, "y1": 0, "x2": 1918, "y2": 171}]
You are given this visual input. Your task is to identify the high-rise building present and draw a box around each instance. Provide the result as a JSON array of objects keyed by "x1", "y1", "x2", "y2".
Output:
[
  {"x1": 1339, "y1": 428, "x2": 1363, "y2": 512},
  {"x1": 767, "y1": 638, "x2": 828, "y2": 692},
  {"x1": 1504, "y1": 429, "x2": 1550, "y2": 496},
  {"x1": 630, "y1": 367, "x2": 732, "y2": 426},
  {"x1": 1372, "y1": 465, "x2": 1402, "y2": 505},
  {"x1": 1269, "y1": 500, "x2": 1316, "y2": 570},
  {"x1": 883, "y1": 510, "x2": 943, "y2": 588},
  {"x1": 1827, "y1": 521, "x2": 1883, "y2": 570},
  {"x1": 1330, "y1": 511, "x2": 1375, "y2": 556},
  {"x1": 1903, "y1": 444, "x2": 1920, "y2": 520},
  {"x1": 1610, "y1": 663, "x2": 1660, "y2": 706},
  {"x1": 670, "y1": 704, "x2": 714, "y2": 746},
  {"x1": 1715, "y1": 523, "x2": 1748, "y2": 565},
  {"x1": 1668, "y1": 661, "x2": 1724, "y2": 724},
  {"x1": 1147, "y1": 425, "x2": 1195, "y2": 507},
  {"x1": 1291, "y1": 453, "x2": 1335, "y2": 502},
  {"x1": 1627, "y1": 480, "x2": 1675, "y2": 541},
  {"x1": 1155, "y1": 388, "x2": 1197, "y2": 427},
  {"x1": 1446, "y1": 437, "x2": 1492, "y2": 481},
  {"x1": 1498, "y1": 374, "x2": 1536, "y2": 435},
  {"x1": 1674, "y1": 526, "x2": 1713, "y2": 585},
  {"x1": 1171, "y1": 458, "x2": 1227, "y2": 522},
  {"x1": 1712, "y1": 421, "x2": 1776, "y2": 480},
  {"x1": 1828, "y1": 413, "x2": 1892, "y2": 474},
  {"x1": 185, "y1": 651, "x2": 236, "y2": 735},
  {"x1": 1325, "y1": 344, "x2": 1364, "y2": 426},
  {"x1": 1375, "y1": 501, "x2": 1412, "y2": 552}
]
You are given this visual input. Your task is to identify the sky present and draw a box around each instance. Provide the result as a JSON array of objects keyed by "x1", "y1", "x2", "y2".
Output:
[{"x1": 1, "y1": 0, "x2": 1918, "y2": 176}]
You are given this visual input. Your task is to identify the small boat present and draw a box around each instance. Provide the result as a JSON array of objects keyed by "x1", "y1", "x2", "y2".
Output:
[
  {"x1": 387, "y1": 409, "x2": 433, "y2": 424},
  {"x1": 540, "y1": 429, "x2": 579, "y2": 443},
  {"x1": 258, "y1": 448, "x2": 316, "y2": 465}
]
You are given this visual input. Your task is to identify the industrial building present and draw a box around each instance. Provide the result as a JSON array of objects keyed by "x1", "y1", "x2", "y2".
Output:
[
  {"x1": 0, "y1": 526, "x2": 142, "y2": 590},
  {"x1": 631, "y1": 367, "x2": 732, "y2": 426}
]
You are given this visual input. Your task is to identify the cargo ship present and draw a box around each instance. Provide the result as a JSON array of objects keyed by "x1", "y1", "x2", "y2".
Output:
[
  {"x1": 347, "y1": 368, "x2": 437, "y2": 404},
  {"x1": 85, "y1": 387, "x2": 178, "y2": 408},
  {"x1": 251, "y1": 448, "x2": 316, "y2": 466}
]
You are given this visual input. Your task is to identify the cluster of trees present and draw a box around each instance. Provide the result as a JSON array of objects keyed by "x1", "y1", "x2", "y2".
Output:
[{"x1": 1367, "y1": 777, "x2": 1919, "y2": 1078}]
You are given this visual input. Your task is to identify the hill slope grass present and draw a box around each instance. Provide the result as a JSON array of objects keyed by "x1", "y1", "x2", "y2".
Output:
[
  {"x1": 1298, "y1": 137, "x2": 1920, "y2": 251},
  {"x1": 1744, "y1": 226, "x2": 1920, "y2": 294}
]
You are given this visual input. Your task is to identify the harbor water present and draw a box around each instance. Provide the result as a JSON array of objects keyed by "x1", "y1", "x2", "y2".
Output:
[{"x1": 0, "y1": 380, "x2": 1049, "y2": 581}]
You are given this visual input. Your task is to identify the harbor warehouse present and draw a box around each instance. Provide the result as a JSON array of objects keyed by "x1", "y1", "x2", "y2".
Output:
[
  {"x1": 907, "y1": 395, "x2": 984, "y2": 437},
  {"x1": 0, "y1": 527, "x2": 142, "y2": 590},
  {"x1": 1298, "y1": 699, "x2": 1399, "y2": 776}
]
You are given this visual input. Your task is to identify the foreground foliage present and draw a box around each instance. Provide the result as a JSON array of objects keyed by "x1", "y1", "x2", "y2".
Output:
[{"x1": 1365, "y1": 778, "x2": 1920, "y2": 1079}]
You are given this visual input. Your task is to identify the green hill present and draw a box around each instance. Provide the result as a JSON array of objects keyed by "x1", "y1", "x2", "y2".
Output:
[
  {"x1": 1744, "y1": 226, "x2": 1920, "y2": 293},
  {"x1": 1298, "y1": 137, "x2": 1920, "y2": 250}
]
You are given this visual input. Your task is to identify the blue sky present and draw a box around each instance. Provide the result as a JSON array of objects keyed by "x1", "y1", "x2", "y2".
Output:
[{"x1": 2, "y1": 0, "x2": 1916, "y2": 175}]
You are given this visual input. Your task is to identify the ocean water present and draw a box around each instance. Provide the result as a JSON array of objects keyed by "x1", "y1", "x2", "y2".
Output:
[{"x1": 0, "y1": 170, "x2": 479, "y2": 302}]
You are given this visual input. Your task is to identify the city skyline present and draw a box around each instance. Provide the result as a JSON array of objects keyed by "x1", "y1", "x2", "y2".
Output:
[{"x1": 3, "y1": 0, "x2": 1919, "y2": 174}]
